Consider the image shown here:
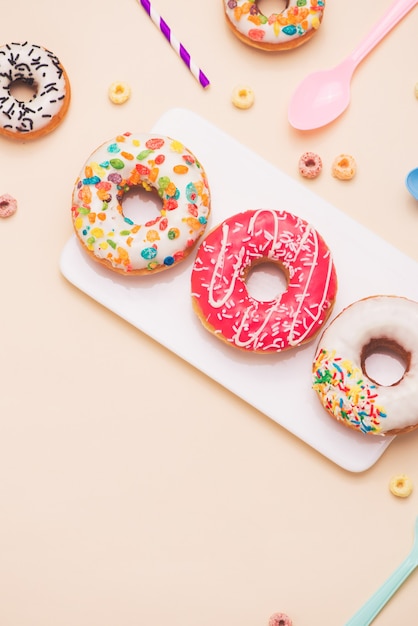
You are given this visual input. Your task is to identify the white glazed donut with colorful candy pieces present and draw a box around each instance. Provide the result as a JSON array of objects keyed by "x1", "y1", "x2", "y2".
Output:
[
  {"x1": 312, "y1": 295, "x2": 418, "y2": 436},
  {"x1": 191, "y1": 208, "x2": 337, "y2": 353},
  {"x1": 223, "y1": 0, "x2": 326, "y2": 51},
  {"x1": 71, "y1": 132, "x2": 211, "y2": 275}
]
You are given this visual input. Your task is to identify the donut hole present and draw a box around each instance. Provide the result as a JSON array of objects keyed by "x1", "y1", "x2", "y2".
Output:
[
  {"x1": 9, "y1": 79, "x2": 37, "y2": 102},
  {"x1": 304, "y1": 157, "x2": 317, "y2": 168},
  {"x1": 122, "y1": 185, "x2": 162, "y2": 223},
  {"x1": 361, "y1": 339, "x2": 410, "y2": 386},
  {"x1": 245, "y1": 260, "x2": 288, "y2": 302},
  {"x1": 257, "y1": 0, "x2": 287, "y2": 16}
]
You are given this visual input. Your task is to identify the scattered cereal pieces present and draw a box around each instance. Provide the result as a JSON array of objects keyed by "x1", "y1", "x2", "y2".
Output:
[
  {"x1": 268, "y1": 612, "x2": 293, "y2": 626},
  {"x1": 331, "y1": 154, "x2": 357, "y2": 180},
  {"x1": 108, "y1": 81, "x2": 131, "y2": 104},
  {"x1": 298, "y1": 151, "x2": 322, "y2": 179},
  {"x1": 389, "y1": 474, "x2": 413, "y2": 498},
  {"x1": 231, "y1": 85, "x2": 255, "y2": 109},
  {"x1": 414, "y1": 82, "x2": 418, "y2": 99},
  {"x1": 0, "y1": 194, "x2": 17, "y2": 218}
]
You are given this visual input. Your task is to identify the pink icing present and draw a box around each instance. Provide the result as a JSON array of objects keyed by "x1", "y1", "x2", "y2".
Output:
[{"x1": 191, "y1": 209, "x2": 337, "y2": 352}]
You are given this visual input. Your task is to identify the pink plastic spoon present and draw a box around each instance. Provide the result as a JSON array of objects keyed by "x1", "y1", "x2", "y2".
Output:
[{"x1": 288, "y1": 0, "x2": 417, "y2": 131}]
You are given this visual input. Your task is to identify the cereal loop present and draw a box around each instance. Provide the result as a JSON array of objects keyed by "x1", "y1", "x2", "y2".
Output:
[
  {"x1": 389, "y1": 474, "x2": 413, "y2": 498},
  {"x1": 0, "y1": 194, "x2": 17, "y2": 218},
  {"x1": 331, "y1": 154, "x2": 357, "y2": 180},
  {"x1": 269, "y1": 612, "x2": 293, "y2": 626},
  {"x1": 232, "y1": 85, "x2": 255, "y2": 109},
  {"x1": 108, "y1": 81, "x2": 131, "y2": 104},
  {"x1": 298, "y1": 151, "x2": 322, "y2": 179}
]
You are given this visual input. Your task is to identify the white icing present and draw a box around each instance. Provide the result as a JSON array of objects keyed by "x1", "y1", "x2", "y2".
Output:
[
  {"x1": 313, "y1": 296, "x2": 418, "y2": 435},
  {"x1": 0, "y1": 42, "x2": 68, "y2": 136}
]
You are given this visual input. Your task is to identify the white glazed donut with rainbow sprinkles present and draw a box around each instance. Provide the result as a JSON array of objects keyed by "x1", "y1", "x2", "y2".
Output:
[
  {"x1": 191, "y1": 208, "x2": 338, "y2": 353},
  {"x1": 312, "y1": 295, "x2": 418, "y2": 435},
  {"x1": 0, "y1": 41, "x2": 70, "y2": 140},
  {"x1": 223, "y1": 0, "x2": 326, "y2": 51},
  {"x1": 71, "y1": 132, "x2": 211, "y2": 275}
]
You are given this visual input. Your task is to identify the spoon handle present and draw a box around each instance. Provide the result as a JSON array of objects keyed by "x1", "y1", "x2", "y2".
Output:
[
  {"x1": 344, "y1": 553, "x2": 417, "y2": 626},
  {"x1": 350, "y1": 0, "x2": 417, "y2": 66}
]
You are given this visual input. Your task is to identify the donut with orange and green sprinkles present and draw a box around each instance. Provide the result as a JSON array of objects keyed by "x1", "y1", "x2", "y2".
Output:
[{"x1": 71, "y1": 132, "x2": 211, "y2": 275}]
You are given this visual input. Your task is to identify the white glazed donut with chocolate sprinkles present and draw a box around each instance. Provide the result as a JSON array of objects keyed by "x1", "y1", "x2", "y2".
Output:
[{"x1": 0, "y1": 41, "x2": 71, "y2": 140}]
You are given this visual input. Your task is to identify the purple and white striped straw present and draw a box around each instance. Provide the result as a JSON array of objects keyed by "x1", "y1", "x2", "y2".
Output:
[{"x1": 138, "y1": 0, "x2": 210, "y2": 89}]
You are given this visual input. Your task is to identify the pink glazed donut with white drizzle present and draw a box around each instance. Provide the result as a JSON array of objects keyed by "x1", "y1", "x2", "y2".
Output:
[{"x1": 191, "y1": 209, "x2": 338, "y2": 353}]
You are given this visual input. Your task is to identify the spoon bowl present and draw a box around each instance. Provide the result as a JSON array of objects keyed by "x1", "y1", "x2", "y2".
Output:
[
  {"x1": 288, "y1": 0, "x2": 417, "y2": 130},
  {"x1": 288, "y1": 59, "x2": 355, "y2": 131},
  {"x1": 406, "y1": 168, "x2": 418, "y2": 200}
]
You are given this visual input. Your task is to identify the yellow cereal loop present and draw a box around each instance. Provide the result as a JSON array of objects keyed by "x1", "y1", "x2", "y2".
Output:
[
  {"x1": 231, "y1": 85, "x2": 255, "y2": 110},
  {"x1": 108, "y1": 82, "x2": 131, "y2": 104},
  {"x1": 389, "y1": 474, "x2": 413, "y2": 498}
]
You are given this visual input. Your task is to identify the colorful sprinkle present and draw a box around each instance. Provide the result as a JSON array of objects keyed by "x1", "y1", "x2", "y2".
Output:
[{"x1": 312, "y1": 349, "x2": 387, "y2": 434}]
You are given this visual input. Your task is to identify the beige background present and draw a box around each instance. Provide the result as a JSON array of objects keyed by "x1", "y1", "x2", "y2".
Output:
[{"x1": 1, "y1": 1, "x2": 418, "y2": 624}]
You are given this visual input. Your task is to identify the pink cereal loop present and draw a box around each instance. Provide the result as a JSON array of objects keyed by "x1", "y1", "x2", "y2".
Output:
[
  {"x1": 0, "y1": 194, "x2": 17, "y2": 218},
  {"x1": 268, "y1": 612, "x2": 293, "y2": 626},
  {"x1": 298, "y1": 151, "x2": 322, "y2": 179}
]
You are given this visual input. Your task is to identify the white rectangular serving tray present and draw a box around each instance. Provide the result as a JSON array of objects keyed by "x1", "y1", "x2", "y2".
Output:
[{"x1": 60, "y1": 108, "x2": 418, "y2": 472}]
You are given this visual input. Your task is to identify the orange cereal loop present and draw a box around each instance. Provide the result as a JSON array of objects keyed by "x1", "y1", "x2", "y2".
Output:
[{"x1": 331, "y1": 154, "x2": 357, "y2": 180}]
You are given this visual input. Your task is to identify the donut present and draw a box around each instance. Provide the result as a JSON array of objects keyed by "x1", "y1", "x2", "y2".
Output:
[
  {"x1": 298, "y1": 151, "x2": 322, "y2": 179},
  {"x1": 312, "y1": 295, "x2": 418, "y2": 435},
  {"x1": 0, "y1": 41, "x2": 70, "y2": 140},
  {"x1": 191, "y1": 209, "x2": 337, "y2": 353},
  {"x1": 223, "y1": 0, "x2": 326, "y2": 51},
  {"x1": 71, "y1": 132, "x2": 211, "y2": 275}
]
